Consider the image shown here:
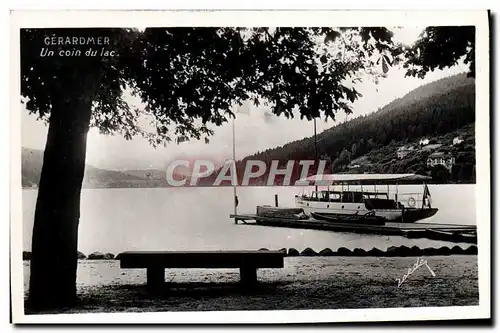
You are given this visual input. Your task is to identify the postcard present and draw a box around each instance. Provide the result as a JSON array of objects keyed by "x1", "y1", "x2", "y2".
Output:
[{"x1": 10, "y1": 9, "x2": 490, "y2": 324}]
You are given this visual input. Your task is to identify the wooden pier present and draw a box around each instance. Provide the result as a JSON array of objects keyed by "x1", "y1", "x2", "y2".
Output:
[{"x1": 230, "y1": 214, "x2": 477, "y2": 244}]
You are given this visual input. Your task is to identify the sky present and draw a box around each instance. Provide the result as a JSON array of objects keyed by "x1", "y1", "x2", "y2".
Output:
[{"x1": 21, "y1": 27, "x2": 469, "y2": 171}]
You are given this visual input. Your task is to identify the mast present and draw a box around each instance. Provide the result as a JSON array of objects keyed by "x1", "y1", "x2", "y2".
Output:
[
  {"x1": 422, "y1": 182, "x2": 425, "y2": 209},
  {"x1": 232, "y1": 116, "x2": 237, "y2": 219},
  {"x1": 360, "y1": 180, "x2": 363, "y2": 201},
  {"x1": 314, "y1": 117, "x2": 318, "y2": 194}
]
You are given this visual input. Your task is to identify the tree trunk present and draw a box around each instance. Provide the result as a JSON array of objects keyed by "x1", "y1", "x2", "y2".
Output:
[{"x1": 27, "y1": 90, "x2": 93, "y2": 311}]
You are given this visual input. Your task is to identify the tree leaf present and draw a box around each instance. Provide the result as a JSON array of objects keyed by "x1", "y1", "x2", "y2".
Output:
[{"x1": 324, "y1": 30, "x2": 341, "y2": 44}]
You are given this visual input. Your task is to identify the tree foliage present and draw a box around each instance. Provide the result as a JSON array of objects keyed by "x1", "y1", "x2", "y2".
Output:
[
  {"x1": 22, "y1": 27, "x2": 401, "y2": 146},
  {"x1": 21, "y1": 29, "x2": 143, "y2": 138},
  {"x1": 331, "y1": 148, "x2": 351, "y2": 171},
  {"x1": 431, "y1": 165, "x2": 451, "y2": 183},
  {"x1": 404, "y1": 26, "x2": 475, "y2": 78}
]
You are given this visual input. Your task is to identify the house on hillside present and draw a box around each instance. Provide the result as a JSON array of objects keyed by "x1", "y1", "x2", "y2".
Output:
[
  {"x1": 347, "y1": 164, "x2": 361, "y2": 169},
  {"x1": 396, "y1": 145, "x2": 415, "y2": 159},
  {"x1": 421, "y1": 143, "x2": 442, "y2": 151},
  {"x1": 426, "y1": 152, "x2": 456, "y2": 171},
  {"x1": 419, "y1": 138, "x2": 430, "y2": 146},
  {"x1": 453, "y1": 136, "x2": 464, "y2": 145}
]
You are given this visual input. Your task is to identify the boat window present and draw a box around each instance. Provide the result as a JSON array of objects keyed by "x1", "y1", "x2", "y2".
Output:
[
  {"x1": 328, "y1": 192, "x2": 341, "y2": 201},
  {"x1": 342, "y1": 193, "x2": 352, "y2": 202},
  {"x1": 363, "y1": 192, "x2": 389, "y2": 199},
  {"x1": 318, "y1": 191, "x2": 329, "y2": 201}
]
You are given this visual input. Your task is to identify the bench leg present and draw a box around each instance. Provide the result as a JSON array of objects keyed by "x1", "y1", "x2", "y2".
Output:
[
  {"x1": 147, "y1": 267, "x2": 164, "y2": 291},
  {"x1": 240, "y1": 266, "x2": 257, "y2": 286}
]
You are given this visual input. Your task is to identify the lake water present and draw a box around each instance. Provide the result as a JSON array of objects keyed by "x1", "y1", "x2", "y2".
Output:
[{"x1": 21, "y1": 185, "x2": 476, "y2": 254}]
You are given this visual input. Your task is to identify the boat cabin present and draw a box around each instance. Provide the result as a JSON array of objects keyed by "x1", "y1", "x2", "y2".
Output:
[
  {"x1": 300, "y1": 190, "x2": 401, "y2": 209},
  {"x1": 302, "y1": 190, "x2": 388, "y2": 202}
]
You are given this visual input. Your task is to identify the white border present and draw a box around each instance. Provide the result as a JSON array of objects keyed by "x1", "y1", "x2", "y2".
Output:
[{"x1": 9, "y1": 9, "x2": 491, "y2": 324}]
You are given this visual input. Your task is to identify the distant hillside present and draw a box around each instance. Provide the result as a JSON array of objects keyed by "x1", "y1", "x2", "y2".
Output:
[
  {"x1": 234, "y1": 73, "x2": 476, "y2": 184},
  {"x1": 346, "y1": 123, "x2": 475, "y2": 183},
  {"x1": 22, "y1": 148, "x2": 44, "y2": 188},
  {"x1": 22, "y1": 147, "x2": 147, "y2": 188},
  {"x1": 122, "y1": 169, "x2": 166, "y2": 180}
]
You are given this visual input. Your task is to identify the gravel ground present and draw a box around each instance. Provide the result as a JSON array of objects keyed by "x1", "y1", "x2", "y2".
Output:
[{"x1": 24, "y1": 255, "x2": 478, "y2": 314}]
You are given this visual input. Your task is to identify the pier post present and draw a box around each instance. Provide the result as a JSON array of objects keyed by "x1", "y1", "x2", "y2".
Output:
[
  {"x1": 234, "y1": 194, "x2": 238, "y2": 224},
  {"x1": 275, "y1": 194, "x2": 279, "y2": 207}
]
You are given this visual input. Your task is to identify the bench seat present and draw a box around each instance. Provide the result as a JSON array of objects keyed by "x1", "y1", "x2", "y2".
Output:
[{"x1": 116, "y1": 250, "x2": 285, "y2": 290}]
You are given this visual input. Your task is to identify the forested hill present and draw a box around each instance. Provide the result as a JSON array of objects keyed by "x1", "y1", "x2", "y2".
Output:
[{"x1": 237, "y1": 73, "x2": 475, "y2": 181}]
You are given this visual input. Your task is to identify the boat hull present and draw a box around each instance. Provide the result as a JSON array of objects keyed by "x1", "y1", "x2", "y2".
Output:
[
  {"x1": 424, "y1": 228, "x2": 477, "y2": 244},
  {"x1": 310, "y1": 212, "x2": 386, "y2": 225},
  {"x1": 256, "y1": 205, "x2": 309, "y2": 220},
  {"x1": 399, "y1": 208, "x2": 439, "y2": 223},
  {"x1": 295, "y1": 197, "x2": 438, "y2": 223}
]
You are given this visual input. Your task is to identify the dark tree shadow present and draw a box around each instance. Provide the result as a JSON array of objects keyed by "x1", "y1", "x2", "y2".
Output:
[{"x1": 119, "y1": 280, "x2": 289, "y2": 298}]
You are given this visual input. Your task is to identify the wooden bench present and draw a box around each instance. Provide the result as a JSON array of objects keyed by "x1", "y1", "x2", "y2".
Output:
[{"x1": 116, "y1": 250, "x2": 285, "y2": 290}]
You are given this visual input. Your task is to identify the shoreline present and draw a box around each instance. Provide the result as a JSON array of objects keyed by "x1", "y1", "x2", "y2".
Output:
[{"x1": 21, "y1": 244, "x2": 478, "y2": 261}]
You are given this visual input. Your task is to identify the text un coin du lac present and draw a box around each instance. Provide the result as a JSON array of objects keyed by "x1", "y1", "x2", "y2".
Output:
[{"x1": 40, "y1": 47, "x2": 116, "y2": 57}]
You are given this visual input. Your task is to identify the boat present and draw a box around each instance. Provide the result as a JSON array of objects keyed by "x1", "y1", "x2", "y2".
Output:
[
  {"x1": 256, "y1": 205, "x2": 309, "y2": 220},
  {"x1": 294, "y1": 173, "x2": 438, "y2": 223},
  {"x1": 310, "y1": 211, "x2": 387, "y2": 225},
  {"x1": 425, "y1": 228, "x2": 477, "y2": 244}
]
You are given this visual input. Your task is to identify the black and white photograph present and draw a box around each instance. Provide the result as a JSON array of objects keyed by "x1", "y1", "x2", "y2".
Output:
[{"x1": 10, "y1": 10, "x2": 490, "y2": 323}]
